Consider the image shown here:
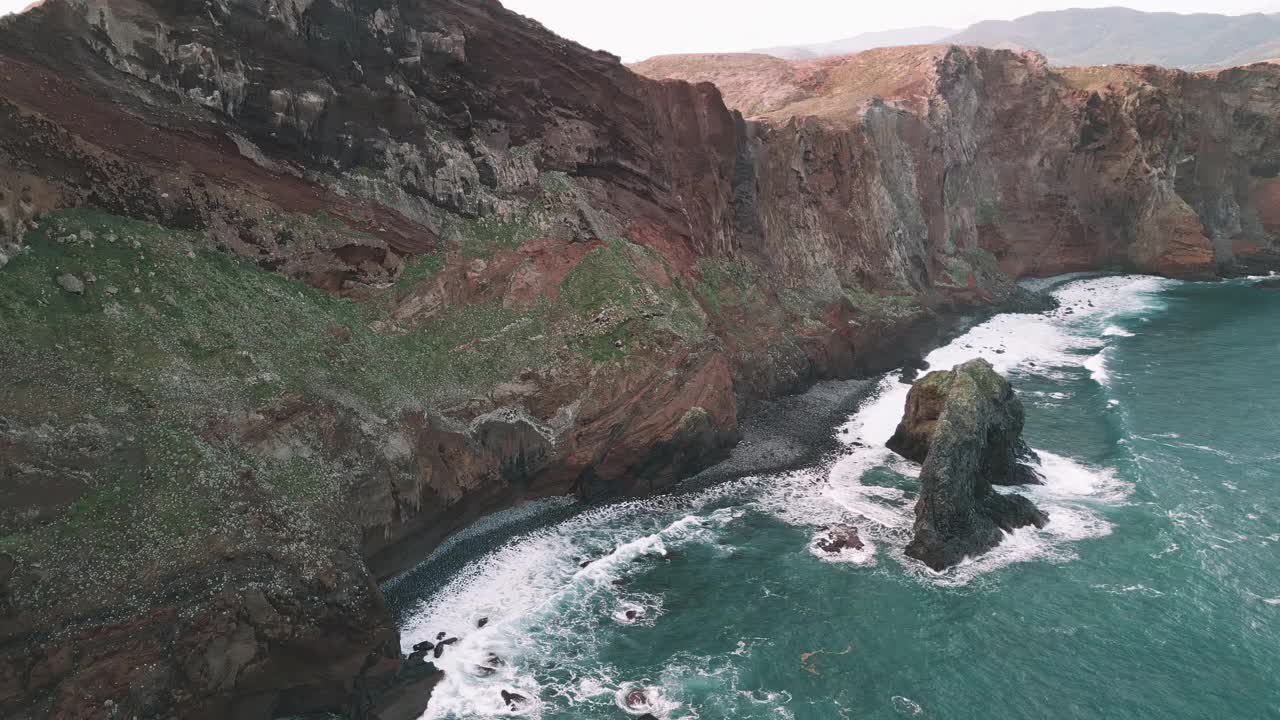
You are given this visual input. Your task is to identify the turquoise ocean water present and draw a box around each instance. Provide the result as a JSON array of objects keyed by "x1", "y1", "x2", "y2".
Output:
[{"x1": 388, "y1": 276, "x2": 1280, "y2": 719}]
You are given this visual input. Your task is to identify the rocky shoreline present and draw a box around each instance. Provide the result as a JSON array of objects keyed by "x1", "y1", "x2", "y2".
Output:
[
  {"x1": 3, "y1": 0, "x2": 1280, "y2": 717},
  {"x1": 377, "y1": 291, "x2": 1058, "y2": 718}
]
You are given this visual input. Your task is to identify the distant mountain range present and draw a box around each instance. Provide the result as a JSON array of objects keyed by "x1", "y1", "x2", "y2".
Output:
[
  {"x1": 750, "y1": 26, "x2": 955, "y2": 60},
  {"x1": 751, "y1": 7, "x2": 1280, "y2": 70}
]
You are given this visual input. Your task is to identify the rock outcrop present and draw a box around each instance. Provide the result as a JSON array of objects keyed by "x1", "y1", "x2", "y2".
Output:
[
  {"x1": 887, "y1": 362, "x2": 1042, "y2": 487},
  {"x1": 1, "y1": 0, "x2": 1279, "y2": 718},
  {"x1": 888, "y1": 360, "x2": 1048, "y2": 571},
  {"x1": 813, "y1": 524, "x2": 865, "y2": 554}
]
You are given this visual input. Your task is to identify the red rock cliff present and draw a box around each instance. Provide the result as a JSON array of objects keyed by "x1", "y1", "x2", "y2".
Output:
[{"x1": 635, "y1": 46, "x2": 1280, "y2": 281}]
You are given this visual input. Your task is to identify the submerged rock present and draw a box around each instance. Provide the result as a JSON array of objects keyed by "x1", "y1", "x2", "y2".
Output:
[
  {"x1": 501, "y1": 690, "x2": 529, "y2": 709},
  {"x1": 625, "y1": 689, "x2": 649, "y2": 708},
  {"x1": 469, "y1": 652, "x2": 505, "y2": 678},
  {"x1": 888, "y1": 359, "x2": 1049, "y2": 571},
  {"x1": 813, "y1": 524, "x2": 864, "y2": 554},
  {"x1": 1254, "y1": 278, "x2": 1280, "y2": 289}
]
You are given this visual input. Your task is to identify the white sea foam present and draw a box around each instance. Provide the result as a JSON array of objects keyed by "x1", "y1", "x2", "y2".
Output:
[
  {"x1": 1090, "y1": 583, "x2": 1165, "y2": 597},
  {"x1": 404, "y1": 503, "x2": 743, "y2": 719},
  {"x1": 1029, "y1": 450, "x2": 1132, "y2": 503},
  {"x1": 1084, "y1": 349, "x2": 1110, "y2": 385},
  {"x1": 1265, "y1": 598, "x2": 1280, "y2": 606},
  {"x1": 613, "y1": 683, "x2": 681, "y2": 717},
  {"x1": 1103, "y1": 325, "x2": 1136, "y2": 337},
  {"x1": 384, "y1": 497, "x2": 579, "y2": 591},
  {"x1": 611, "y1": 594, "x2": 664, "y2": 626},
  {"x1": 1144, "y1": 435, "x2": 1237, "y2": 461},
  {"x1": 774, "y1": 276, "x2": 1162, "y2": 585},
  {"x1": 892, "y1": 695, "x2": 924, "y2": 715}
]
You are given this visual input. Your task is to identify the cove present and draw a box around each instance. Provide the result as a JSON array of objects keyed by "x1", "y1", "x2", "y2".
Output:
[{"x1": 387, "y1": 275, "x2": 1280, "y2": 719}]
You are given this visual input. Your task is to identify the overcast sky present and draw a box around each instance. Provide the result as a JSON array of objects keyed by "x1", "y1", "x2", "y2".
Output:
[
  {"x1": 502, "y1": 1, "x2": 1280, "y2": 61},
  {"x1": 2, "y1": 1, "x2": 1277, "y2": 61}
]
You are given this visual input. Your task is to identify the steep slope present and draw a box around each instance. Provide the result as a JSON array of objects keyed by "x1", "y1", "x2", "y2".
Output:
[
  {"x1": 635, "y1": 45, "x2": 1280, "y2": 279},
  {"x1": 0, "y1": 1, "x2": 937, "y2": 717},
  {"x1": 947, "y1": 7, "x2": 1280, "y2": 70},
  {"x1": 2, "y1": 2, "x2": 1280, "y2": 719},
  {"x1": 750, "y1": 26, "x2": 955, "y2": 60}
]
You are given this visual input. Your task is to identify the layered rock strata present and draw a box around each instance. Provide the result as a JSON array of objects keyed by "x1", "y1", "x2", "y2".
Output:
[{"x1": 0, "y1": 0, "x2": 1279, "y2": 717}]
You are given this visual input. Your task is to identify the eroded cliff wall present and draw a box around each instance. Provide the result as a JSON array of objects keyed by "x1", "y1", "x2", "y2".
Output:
[
  {"x1": 636, "y1": 47, "x2": 1280, "y2": 282},
  {"x1": 1, "y1": 2, "x2": 1279, "y2": 718}
]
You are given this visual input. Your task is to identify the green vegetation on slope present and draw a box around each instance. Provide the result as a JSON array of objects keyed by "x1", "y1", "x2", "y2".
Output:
[
  {"x1": 562, "y1": 237, "x2": 707, "y2": 362},
  {"x1": 0, "y1": 206, "x2": 732, "y2": 609},
  {"x1": 0, "y1": 209, "x2": 561, "y2": 609}
]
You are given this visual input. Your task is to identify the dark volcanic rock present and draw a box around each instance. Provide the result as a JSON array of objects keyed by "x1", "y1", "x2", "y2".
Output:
[
  {"x1": 362, "y1": 653, "x2": 442, "y2": 720},
  {"x1": 889, "y1": 359, "x2": 1049, "y2": 571},
  {"x1": 813, "y1": 524, "x2": 865, "y2": 553},
  {"x1": 432, "y1": 637, "x2": 458, "y2": 659},
  {"x1": 887, "y1": 361, "x2": 1041, "y2": 486},
  {"x1": 501, "y1": 690, "x2": 529, "y2": 709}
]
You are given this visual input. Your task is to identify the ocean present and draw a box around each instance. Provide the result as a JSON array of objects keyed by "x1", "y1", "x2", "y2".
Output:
[{"x1": 386, "y1": 275, "x2": 1280, "y2": 719}]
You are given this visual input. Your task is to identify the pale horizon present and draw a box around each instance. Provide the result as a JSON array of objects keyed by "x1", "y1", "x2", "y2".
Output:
[
  {"x1": 2, "y1": 1, "x2": 1279, "y2": 61},
  {"x1": 501, "y1": 0, "x2": 1280, "y2": 61}
]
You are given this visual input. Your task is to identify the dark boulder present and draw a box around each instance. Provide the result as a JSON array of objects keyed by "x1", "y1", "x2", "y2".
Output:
[
  {"x1": 813, "y1": 524, "x2": 864, "y2": 553},
  {"x1": 888, "y1": 359, "x2": 1049, "y2": 571},
  {"x1": 432, "y1": 637, "x2": 458, "y2": 659},
  {"x1": 501, "y1": 690, "x2": 529, "y2": 710}
]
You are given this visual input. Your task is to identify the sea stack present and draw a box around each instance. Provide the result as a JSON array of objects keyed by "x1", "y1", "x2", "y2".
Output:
[{"x1": 888, "y1": 359, "x2": 1048, "y2": 570}]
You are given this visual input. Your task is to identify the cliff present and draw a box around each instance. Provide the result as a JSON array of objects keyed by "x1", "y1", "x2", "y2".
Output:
[
  {"x1": 634, "y1": 45, "x2": 1280, "y2": 281},
  {"x1": 2, "y1": 1, "x2": 1280, "y2": 718}
]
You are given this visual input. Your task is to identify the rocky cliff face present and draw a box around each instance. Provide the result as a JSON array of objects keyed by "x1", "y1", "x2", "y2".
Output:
[
  {"x1": 635, "y1": 46, "x2": 1280, "y2": 281},
  {"x1": 2, "y1": 2, "x2": 1280, "y2": 718},
  {"x1": 888, "y1": 360, "x2": 1048, "y2": 570}
]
